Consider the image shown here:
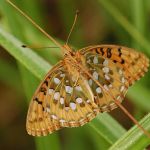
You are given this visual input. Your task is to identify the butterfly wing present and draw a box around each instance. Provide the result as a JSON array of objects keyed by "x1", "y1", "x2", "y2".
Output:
[
  {"x1": 80, "y1": 45, "x2": 149, "y2": 85},
  {"x1": 79, "y1": 45, "x2": 149, "y2": 111},
  {"x1": 26, "y1": 61, "x2": 98, "y2": 136}
]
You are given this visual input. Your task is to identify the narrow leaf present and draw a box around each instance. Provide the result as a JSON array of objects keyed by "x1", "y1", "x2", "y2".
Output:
[{"x1": 109, "y1": 113, "x2": 150, "y2": 150}]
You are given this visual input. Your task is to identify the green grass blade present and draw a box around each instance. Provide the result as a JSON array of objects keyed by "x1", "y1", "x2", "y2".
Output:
[
  {"x1": 87, "y1": 128, "x2": 111, "y2": 150},
  {"x1": 89, "y1": 113, "x2": 126, "y2": 145},
  {"x1": 0, "y1": 27, "x2": 50, "y2": 79},
  {"x1": 109, "y1": 113, "x2": 150, "y2": 150},
  {"x1": 35, "y1": 135, "x2": 61, "y2": 150}
]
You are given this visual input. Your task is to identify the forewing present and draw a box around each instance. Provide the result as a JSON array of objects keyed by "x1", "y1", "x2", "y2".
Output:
[
  {"x1": 79, "y1": 45, "x2": 149, "y2": 111},
  {"x1": 80, "y1": 45, "x2": 149, "y2": 85},
  {"x1": 26, "y1": 61, "x2": 98, "y2": 136}
]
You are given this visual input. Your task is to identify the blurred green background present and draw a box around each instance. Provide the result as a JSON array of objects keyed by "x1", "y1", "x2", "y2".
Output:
[{"x1": 0, "y1": 0, "x2": 150, "y2": 150}]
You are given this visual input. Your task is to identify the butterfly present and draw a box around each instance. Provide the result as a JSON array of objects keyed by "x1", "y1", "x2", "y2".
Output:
[
  {"x1": 26, "y1": 44, "x2": 149, "y2": 136},
  {"x1": 7, "y1": 0, "x2": 149, "y2": 137}
]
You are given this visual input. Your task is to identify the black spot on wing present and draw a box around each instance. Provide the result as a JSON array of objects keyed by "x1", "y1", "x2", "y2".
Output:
[
  {"x1": 44, "y1": 80, "x2": 48, "y2": 86},
  {"x1": 100, "y1": 48, "x2": 104, "y2": 55},
  {"x1": 113, "y1": 60, "x2": 117, "y2": 63},
  {"x1": 34, "y1": 98, "x2": 42, "y2": 105},
  {"x1": 121, "y1": 59, "x2": 125, "y2": 64},
  {"x1": 107, "y1": 48, "x2": 112, "y2": 58},
  {"x1": 40, "y1": 87, "x2": 47, "y2": 95},
  {"x1": 118, "y1": 47, "x2": 122, "y2": 57}
]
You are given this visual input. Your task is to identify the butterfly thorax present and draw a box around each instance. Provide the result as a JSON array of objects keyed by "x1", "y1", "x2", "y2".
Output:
[
  {"x1": 63, "y1": 45, "x2": 86, "y2": 75},
  {"x1": 62, "y1": 44, "x2": 74, "y2": 56}
]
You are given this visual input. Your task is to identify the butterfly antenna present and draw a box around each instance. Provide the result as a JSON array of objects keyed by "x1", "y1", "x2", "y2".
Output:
[
  {"x1": 22, "y1": 45, "x2": 59, "y2": 49},
  {"x1": 6, "y1": 0, "x2": 63, "y2": 50},
  {"x1": 66, "y1": 10, "x2": 79, "y2": 45}
]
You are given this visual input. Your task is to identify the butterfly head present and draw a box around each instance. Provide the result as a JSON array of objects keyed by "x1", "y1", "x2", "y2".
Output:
[{"x1": 63, "y1": 44, "x2": 76, "y2": 56}]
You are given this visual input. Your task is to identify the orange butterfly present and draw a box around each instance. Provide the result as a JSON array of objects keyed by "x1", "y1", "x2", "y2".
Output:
[{"x1": 7, "y1": 0, "x2": 150, "y2": 137}]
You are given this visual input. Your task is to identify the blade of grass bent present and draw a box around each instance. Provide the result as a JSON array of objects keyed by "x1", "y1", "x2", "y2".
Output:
[
  {"x1": 0, "y1": 27, "x2": 50, "y2": 79},
  {"x1": 109, "y1": 113, "x2": 150, "y2": 150},
  {"x1": 89, "y1": 113, "x2": 126, "y2": 144}
]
